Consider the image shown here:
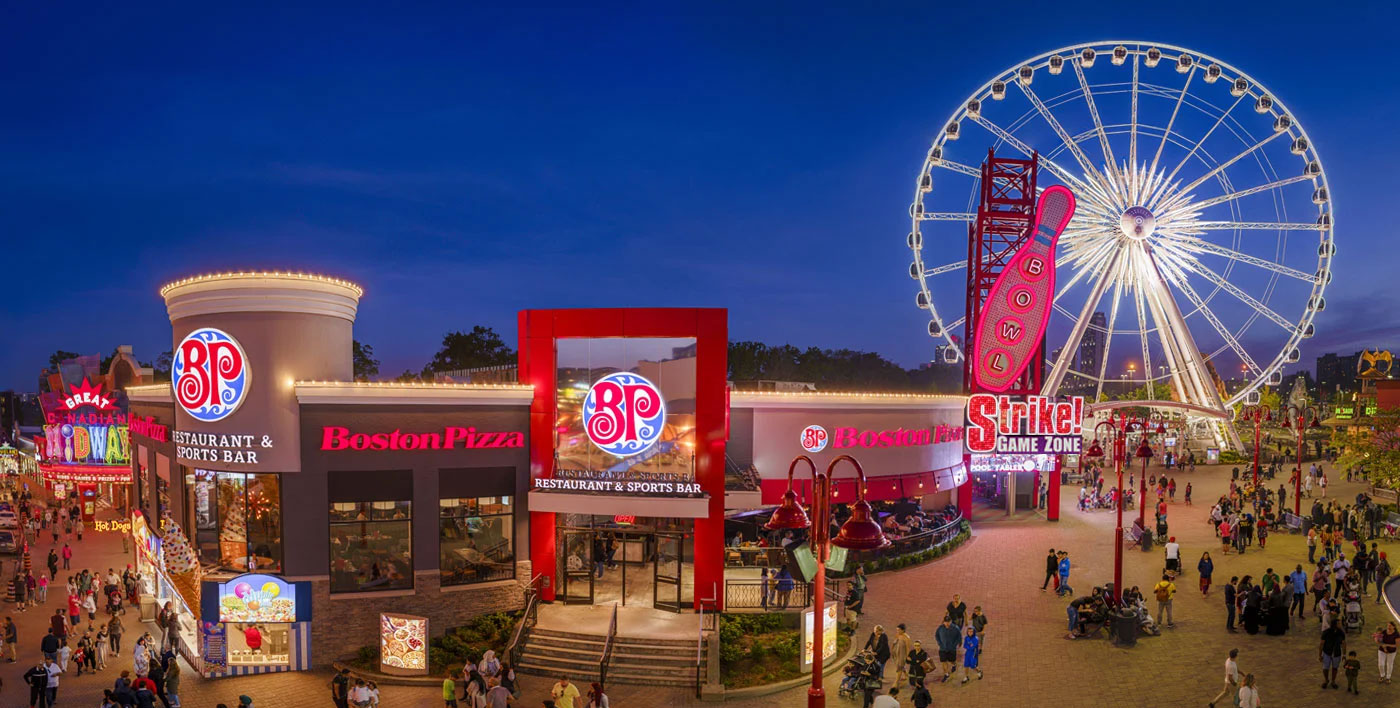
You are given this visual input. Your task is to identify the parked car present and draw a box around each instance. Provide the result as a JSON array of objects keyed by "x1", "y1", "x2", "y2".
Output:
[
  {"x1": 0, "y1": 510, "x2": 17, "y2": 529},
  {"x1": 0, "y1": 531, "x2": 17, "y2": 554}
]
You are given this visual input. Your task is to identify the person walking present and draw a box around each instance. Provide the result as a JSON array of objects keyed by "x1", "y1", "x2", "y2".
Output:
[
  {"x1": 1207, "y1": 648, "x2": 1240, "y2": 708},
  {"x1": 550, "y1": 676, "x2": 580, "y2": 708},
  {"x1": 863, "y1": 625, "x2": 891, "y2": 676},
  {"x1": 1041, "y1": 548, "x2": 1058, "y2": 591},
  {"x1": 1321, "y1": 618, "x2": 1347, "y2": 689},
  {"x1": 1236, "y1": 673, "x2": 1261, "y2": 708},
  {"x1": 5, "y1": 616, "x2": 16, "y2": 662},
  {"x1": 1288, "y1": 565, "x2": 1307, "y2": 620},
  {"x1": 1153, "y1": 574, "x2": 1177, "y2": 629},
  {"x1": 61, "y1": 544, "x2": 71, "y2": 571},
  {"x1": 1223, "y1": 577, "x2": 1238, "y2": 632},
  {"x1": 890, "y1": 624, "x2": 911, "y2": 687},
  {"x1": 910, "y1": 678, "x2": 931, "y2": 708},
  {"x1": 1198, "y1": 552, "x2": 1214, "y2": 596},
  {"x1": 906, "y1": 640, "x2": 929, "y2": 688},
  {"x1": 1056, "y1": 552, "x2": 1071, "y2": 596},
  {"x1": 958, "y1": 626, "x2": 982, "y2": 683},
  {"x1": 25, "y1": 660, "x2": 51, "y2": 708},
  {"x1": 933, "y1": 616, "x2": 960, "y2": 683},
  {"x1": 1378, "y1": 620, "x2": 1398, "y2": 683},
  {"x1": 1376, "y1": 553, "x2": 1391, "y2": 605}
]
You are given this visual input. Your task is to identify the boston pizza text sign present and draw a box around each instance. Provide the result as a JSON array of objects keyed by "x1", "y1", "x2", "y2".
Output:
[
  {"x1": 321, "y1": 426, "x2": 524, "y2": 451},
  {"x1": 965, "y1": 394, "x2": 1084, "y2": 455}
]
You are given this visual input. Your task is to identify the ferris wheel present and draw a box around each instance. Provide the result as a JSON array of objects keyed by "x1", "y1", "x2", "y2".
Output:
[{"x1": 908, "y1": 41, "x2": 1335, "y2": 424}]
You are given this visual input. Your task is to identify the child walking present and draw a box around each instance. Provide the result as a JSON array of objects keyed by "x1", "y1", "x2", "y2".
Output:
[{"x1": 959, "y1": 626, "x2": 982, "y2": 683}]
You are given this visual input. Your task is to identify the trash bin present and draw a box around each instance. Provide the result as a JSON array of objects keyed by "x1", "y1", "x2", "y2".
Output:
[
  {"x1": 1300, "y1": 517, "x2": 1312, "y2": 535},
  {"x1": 1111, "y1": 611, "x2": 1138, "y2": 647},
  {"x1": 1140, "y1": 528, "x2": 1154, "y2": 552},
  {"x1": 139, "y1": 593, "x2": 157, "y2": 622}
]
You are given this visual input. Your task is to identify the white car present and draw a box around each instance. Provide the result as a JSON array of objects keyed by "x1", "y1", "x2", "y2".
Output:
[{"x1": 0, "y1": 511, "x2": 18, "y2": 529}]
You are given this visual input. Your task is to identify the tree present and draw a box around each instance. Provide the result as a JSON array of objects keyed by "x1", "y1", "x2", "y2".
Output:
[
  {"x1": 1333, "y1": 407, "x2": 1400, "y2": 490},
  {"x1": 46, "y1": 350, "x2": 81, "y2": 370},
  {"x1": 423, "y1": 326, "x2": 515, "y2": 374},
  {"x1": 151, "y1": 351, "x2": 173, "y2": 382},
  {"x1": 352, "y1": 340, "x2": 380, "y2": 381},
  {"x1": 1116, "y1": 382, "x2": 1174, "y2": 402},
  {"x1": 392, "y1": 369, "x2": 422, "y2": 383}
]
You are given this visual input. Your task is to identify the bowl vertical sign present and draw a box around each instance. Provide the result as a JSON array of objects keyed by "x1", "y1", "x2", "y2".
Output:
[
  {"x1": 173, "y1": 328, "x2": 250, "y2": 422},
  {"x1": 582, "y1": 372, "x2": 666, "y2": 456}
]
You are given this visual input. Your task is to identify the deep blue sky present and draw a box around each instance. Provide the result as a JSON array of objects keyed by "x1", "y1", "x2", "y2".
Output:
[{"x1": 3, "y1": 2, "x2": 1398, "y2": 391}]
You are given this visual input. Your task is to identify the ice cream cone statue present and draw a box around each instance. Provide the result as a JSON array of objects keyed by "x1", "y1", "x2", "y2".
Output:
[
  {"x1": 220, "y1": 502, "x2": 249, "y2": 570},
  {"x1": 160, "y1": 512, "x2": 202, "y2": 610}
]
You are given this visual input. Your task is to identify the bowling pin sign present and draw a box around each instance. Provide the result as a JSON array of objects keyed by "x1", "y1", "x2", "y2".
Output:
[{"x1": 972, "y1": 185, "x2": 1077, "y2": 392}]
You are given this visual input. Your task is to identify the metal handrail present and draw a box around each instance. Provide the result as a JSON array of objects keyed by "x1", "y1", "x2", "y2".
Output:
[
  {"x1": 505, "y1": 574, "x2": 544, "y2": 668},
  {"x1": 599, "y1": 603, "x2": 618, "y2": 691},
  {"x1": 843, "y1": 512, "x2": 964, "y2": 568},
  {"x1": 696, "y1": 586, "x2": 717, "y2": 697}
]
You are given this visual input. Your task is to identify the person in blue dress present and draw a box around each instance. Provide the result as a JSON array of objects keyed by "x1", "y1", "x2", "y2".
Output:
[{"x1": 960, "y1": 626, "x2": 982, "y2": 683}]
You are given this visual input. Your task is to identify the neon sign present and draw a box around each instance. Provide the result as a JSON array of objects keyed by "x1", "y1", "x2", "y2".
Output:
[
  {"x1": 320, "y1": 426, "x2": 524, "y2": 451},
  {"x1": 971, "y1": 186, "x2": 1077, "y2": 392},
  {"x1": 799, "y1": 425, "x2": 828, "y2": 453},
  {"x1": 62, "y1": 379, "x2": 115, "y2": 411},
  {"x1": 965, "y1": 394, "x2": 1084, "y2": 455},
  {"x1": 832, "y1": 424, "x2": 961, "y2": 449},
  {"x1": 173, "y1": 328, "x2": 250, "y2": 423},
  {"x1": 43, "y1": 423, "x2": 129, "y2": 465},
  {"x1": 582, "y1": 372, "x2": 666, "y2": 456}
]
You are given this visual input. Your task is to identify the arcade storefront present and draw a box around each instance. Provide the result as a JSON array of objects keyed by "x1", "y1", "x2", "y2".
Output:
[{"x1": 126, "y1": 272, "x2": 533, "y2": 671}]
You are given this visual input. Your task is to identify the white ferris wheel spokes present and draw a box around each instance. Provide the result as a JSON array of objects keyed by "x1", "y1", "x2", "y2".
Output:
[{"x1": 908, "y1": 41, "x2": 1335, "y2": 420}]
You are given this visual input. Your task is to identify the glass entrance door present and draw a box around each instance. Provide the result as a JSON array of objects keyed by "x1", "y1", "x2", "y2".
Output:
[
  {"x1": 653, "y1": 531, "x2": 684, "y2": 612},
  {"x1": 560, "y1": 529, "x2": 594, "y2": 604}
]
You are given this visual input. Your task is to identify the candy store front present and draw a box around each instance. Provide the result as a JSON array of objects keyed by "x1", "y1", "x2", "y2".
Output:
[{"x1": 197, "y1": 573, "x2": 313, "y2": 676}]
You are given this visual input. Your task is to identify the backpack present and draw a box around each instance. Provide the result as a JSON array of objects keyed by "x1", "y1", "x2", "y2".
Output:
[{"x1": 1154, "y1": 583, "x2": 1172, "y2": 602}]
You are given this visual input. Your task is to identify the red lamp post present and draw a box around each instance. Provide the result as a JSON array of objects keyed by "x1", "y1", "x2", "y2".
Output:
[
  {"x1": 1238, "y1": 405, "x2": 1272, "y2": 489},
  {"x1": 766, "y1": 455, "x2": 889, "y2": 708},
  {"x1": 1281, "y1": 405, "x2": 1321, "y2": 516},
  {"x1": 1082, "y1": 412, "x2": 1157, "y2": 603}
]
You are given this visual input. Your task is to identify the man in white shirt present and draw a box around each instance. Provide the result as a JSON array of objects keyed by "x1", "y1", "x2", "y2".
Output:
[
  {"x1": 871, "y1": 686, "x2": 902, "y2": 708},
  {"x1": 1208, "y1": 648, "x2": 1239, "y2": 708},
  {"x1": 485, "y1": 678, "x2": 514, "y2": 708},
  {"x1": 1164, "y1": 537, "x2": 1181, "y2": 574},
  {"x1": 45, "y1": 656, "x2": 61, "y2": 705}
]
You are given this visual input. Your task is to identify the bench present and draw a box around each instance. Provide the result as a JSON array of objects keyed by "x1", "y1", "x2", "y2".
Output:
[{"x1": 1124, "y1": 525, "x2": 1144, "y2": 550}]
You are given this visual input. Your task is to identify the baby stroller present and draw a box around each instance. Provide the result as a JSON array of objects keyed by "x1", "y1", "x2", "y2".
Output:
[
  {"x1": 838, "y1": 654, "x2": 872, "y2": 699},
  {"x1": 1343, "y1": 589, "x2": 1364, "y2": 632}
]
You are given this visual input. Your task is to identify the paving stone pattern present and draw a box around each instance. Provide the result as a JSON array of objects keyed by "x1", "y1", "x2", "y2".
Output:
[{"x1": 2, "y1": 462, "x2": 1396, "y2": 707}]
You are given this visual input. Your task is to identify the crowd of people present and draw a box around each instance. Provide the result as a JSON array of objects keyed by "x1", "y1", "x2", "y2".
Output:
[{"x1": 838, "y1": 593, "x2": 987, "y2": 708}]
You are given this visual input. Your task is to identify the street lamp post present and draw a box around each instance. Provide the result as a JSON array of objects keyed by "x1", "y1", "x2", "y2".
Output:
[
  {"x1": 766, "y1": 455, "x2": 889, "y2": 708},
  {"x1": 1282, "y1": 405, "x2": 1321, "y2": 516},
  {"x1": 1082, "y1": 412, "x2": 1157, "y2": 603},
  {"x1": 1238, "y1": 405, "x2": 1272, "y2": 489}
]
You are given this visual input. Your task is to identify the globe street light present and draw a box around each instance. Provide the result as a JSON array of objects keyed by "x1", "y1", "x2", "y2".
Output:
[
  {"x1": 1282, "y1": 405, "x2": 1322, "y2": 516},
  {"x1": 1083, "y1": 412, "x2": 1157, "y2": 603},
  {"x1": 1238, "y1": 404, "x2": 1272, "y2": 489},
  {"x1": 766, "y1": 455, "x2": 889, "y2": 708}
]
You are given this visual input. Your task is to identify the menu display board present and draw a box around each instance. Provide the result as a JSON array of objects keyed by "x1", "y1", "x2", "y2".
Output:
[
  {"x1": 201, "y1": 622, "x2": 228, "y2": 672},
  {"x1": 379, "y1": 613, "x2": 428, "y2": 675}
]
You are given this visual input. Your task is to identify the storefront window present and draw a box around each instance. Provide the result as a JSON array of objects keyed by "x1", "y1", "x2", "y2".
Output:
[
  {"x1": 329, "y1": 501, "x2": 413, "y2": 593},
  {"x1": 439, "y1": 497, "x2": 514, "y2": 585},
  {"x1": 186, "y1": 469, "x2": 282, "y2": 573}
]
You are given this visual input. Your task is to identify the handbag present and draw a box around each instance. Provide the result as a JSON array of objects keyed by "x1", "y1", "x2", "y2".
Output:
[{"x1": 919, "y1": 659, "x2": 935, "y2": 672}]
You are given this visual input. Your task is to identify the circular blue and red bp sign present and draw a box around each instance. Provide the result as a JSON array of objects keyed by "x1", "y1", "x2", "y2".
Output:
[
  {"x1": 582, "y1": 372, "x2": 666, "y2": 457},
  {"x1": 173, "y1": 327, "x2": 251, "y2": 423}
]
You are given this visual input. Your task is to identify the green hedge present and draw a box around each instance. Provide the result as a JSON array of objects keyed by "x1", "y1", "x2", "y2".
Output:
[{"x1": 718, "y1": 614, "x2": 849, "y2": 688}]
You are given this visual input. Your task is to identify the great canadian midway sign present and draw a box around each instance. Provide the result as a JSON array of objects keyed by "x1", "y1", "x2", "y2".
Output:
[{"x1": 965, "y1": 394, "x2": 1084, "y2": 455}]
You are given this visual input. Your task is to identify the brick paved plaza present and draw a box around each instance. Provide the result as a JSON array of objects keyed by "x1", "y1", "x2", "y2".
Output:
[{"x1": 2, "y1": 461, "x2": 1395, "y2": 707}]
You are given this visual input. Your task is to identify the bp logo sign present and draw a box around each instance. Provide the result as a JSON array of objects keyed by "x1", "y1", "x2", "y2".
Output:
[
  {"x1": 800, "y1": 425, "x2": 828, "y2": 453},
  {"x1": 582, "y1": 372, "x2": 666, "y2": 457},
  {"x1": 173, "y1": 328, "x2": 250, "y2": 422}
]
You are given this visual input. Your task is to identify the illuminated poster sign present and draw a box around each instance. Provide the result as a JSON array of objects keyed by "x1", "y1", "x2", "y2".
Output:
[
  {"x1": 173, "y1": 327, "x2": 250, "y2": 423},
  {"x1": 830, "y1": 424, "x2": 961, "y2": 450},
  {"x1": 965, "y1": 394, "x2": 1084, "y2": 455},
  {"x1": 801, "y1": 601, "x2": 838, "y2": 672},
  {"x1": 42, "y1": 423, "x2": 130, "y2": 465},
  {"x1": 61, "y1": 379, "x2": 115, "y2": 411},
  {"x1": 968, "y1": 453, "x2": 1054, "y2": 473},
  {"x1": 971, "y1": 186, "x2": 1077, "y2": 392},
  {"x1": 583, "y1": 372, "x2": 666, "y2": 456},
  {"x1": 217, "y1": 573, "x2": 297, "y2": 623},
  {"x1": 799, "y1": 425, "x2": 828, "y2": 453},
  {"x1": 320, "y1": 426, "x2": 524, "y2": 451},
  {"x1": 380, "y1": 614, "x2": 428, "y2": 675}
]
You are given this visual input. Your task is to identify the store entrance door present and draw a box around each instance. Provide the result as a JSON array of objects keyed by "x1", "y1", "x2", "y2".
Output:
[
  {"x1": 653, "y1": 531, "x2": 684, "y2": 612},
  {"x1": 560, "y1": 530, "x2": 595, "y2": 604}
]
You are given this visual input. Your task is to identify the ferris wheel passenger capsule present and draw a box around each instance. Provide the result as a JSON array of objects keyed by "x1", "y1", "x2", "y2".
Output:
[
  {"x1": 1080, "y1": 48, "x2": 1096, "y2": 67},
  {"x1": 910, "y1": 202, "x2": 924, "y2": 218},
  {"x1": 991, "y1": 81, "x2": 1006, "y2": 100},
  {"x1": 1300, "y1": 323, "x2": 1315, "y2": 339},
  {"x1": 1176, "y1": 54, "x2": 1194, "y2": 73},
  {"x1": 1204, "y1": 64, "x2": 1222, "y2": 83},
  {"x1": 916, "y1": 292, "x2": 929, "y2": 309},
  {"x1": 907, "y1": 231, "x2": 922, "y2": 249},
  {"x1": 965, "y1": 99, "x2": 981, "y2": 118},
  {"x1": 945, "y1": 121, "x2": 960, "y2": 141},
  {"x1": 1318, "y1": 240, "x2": 1336, "y2": 257},
  {"x1": 1254, "y1": 95, "x2": 1273, "y2": 113},
  {"x1": 942, "y1": 346, "x2": 959, "y2": 364},
  {"x1": 920, "y1": 173, "x2": 932, "y2": 193},
  {"x1": 1309, "y1": 296, "x2": 1327, "y2": 312},
  {"x1": 1048, "y1": 55, "x2": 1065, "y2": 74},
  {"x1": 1273, "y1": 114, "x2": 1292, "y2": 132},
  {"x1": 1111, "y1": 46, "x2": 1128, "y2": 65},
  {"x1": 1315, "y1": 268, "x2": 1332, "y2": 284},
  {"x1": 1231, "y1": 78, "x2": 1249, "y2": 97},
  {"x1": 1312, "y1": 186, "x2": 1328, "y2": 204},
  {"x1": 1286, "y1": 348, "x2": 1300, "y2": 364},
  {"x1": 1316, "y1": 213, "x2": 1332, "y2": 229},
  {"x1": 1303, "y1": 159, "x2": 1321, "y2": 176},
  {"x1": 910, "y1": 262, "x2": 922, "y2": 279},
  {"x1": 1290, "y1": 137, "x2": 1309, "y2": 155},
  {"x1": 928, "y1": 146, "x2": 943, "y2": 165},
  {"x1": 1268, "y1": 370, "x2": 1283, "y2": 385},
  {"x1": 928, "y1": 321, "x2": 942, "y2": 337},
  {"x1": 1018, "y1": 65, "x2": 1034, "y2": 85},
  {"x1": 1145, "y1": 47, "x2": 1162, "y2": 67}
]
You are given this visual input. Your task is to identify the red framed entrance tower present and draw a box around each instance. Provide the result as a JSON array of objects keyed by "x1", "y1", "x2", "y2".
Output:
[
  {"x1": 519, "y1": 308, "x2": 728, "y2": 608},
  {"x1": 961, "y1": 151, "x2": 1060, "y2": 520}
]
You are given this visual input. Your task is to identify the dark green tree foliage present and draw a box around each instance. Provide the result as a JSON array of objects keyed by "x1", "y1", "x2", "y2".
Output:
[
  {"x1": 727, "y1": 341, "x2": 940, "y2": 392},
  {"x1": 352, "y1": 340, "x2": 381, "y2": 381},
  {"x1": 423, "y1": 326, "x2": 516, "y2": 377}
]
